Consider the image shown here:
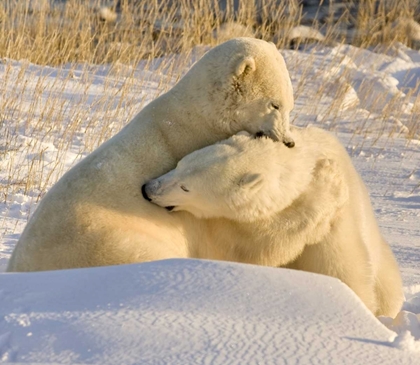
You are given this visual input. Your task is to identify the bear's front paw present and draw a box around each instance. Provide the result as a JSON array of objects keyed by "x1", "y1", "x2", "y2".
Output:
[{"x1": 313, "y1": 158, "x2": 349, "y2": 208}]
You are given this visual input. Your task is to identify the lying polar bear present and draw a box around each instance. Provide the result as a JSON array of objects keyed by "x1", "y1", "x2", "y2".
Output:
[{"x1": 142, "y1": 127, "x2": 404, "y2": 317}]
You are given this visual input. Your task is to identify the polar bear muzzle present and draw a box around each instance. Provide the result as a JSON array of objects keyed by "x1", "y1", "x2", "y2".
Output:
[
  {"x1": 256, "y1": 130, "x2": 295, "y2": 148},
  {"x1": 284, "y1": 140, "x2": 295, "y2": 148},
  {"x1": 141, "y1": 180, "x2": 177, "y2": 212},
  {"x1": 141, "y1": 184, "x2": 152, "y2": 202}
]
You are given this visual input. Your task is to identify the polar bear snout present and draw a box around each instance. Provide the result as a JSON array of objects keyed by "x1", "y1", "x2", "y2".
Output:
[
  {"x1": 141, "y1": 183, "x2": 153, "y2": 202},
  {"x1": 284, "y1": 140, "x2": 295, "y2": 148},
  {"x1": 262, "y1": 129, "x2": 295, "y2": 148},
  {"x1": 142, "y1": 177, "x2": 178, "y2": 211},
  {"x1": 142, "y1": 179, "x2": 161, "y2": 202},
  {"x1": 255, "y1": 130, "x2": 295, "y2": 148},
  {"x1": 269, "y1": 128, "x2": 295, "y2": 148}
]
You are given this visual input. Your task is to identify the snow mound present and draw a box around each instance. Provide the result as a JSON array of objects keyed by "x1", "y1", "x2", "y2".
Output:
[
  {"x1": 390, "y1": 331, "x2": 420, "y2": 353},
  {"x1": 379, "y1": 287, "x2": 420, "y2": 342},
  {"x1": 0, "y1": 259, "x2": 417, "y2": 364}
]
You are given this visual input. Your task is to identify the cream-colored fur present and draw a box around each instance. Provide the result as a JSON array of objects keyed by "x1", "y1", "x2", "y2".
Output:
[
  {"x1": 7, "y1": 37, "x2": 295, "y2": 272},
  {"x1": 145, "y1": 127, "x2": 404, "y2": 317}
]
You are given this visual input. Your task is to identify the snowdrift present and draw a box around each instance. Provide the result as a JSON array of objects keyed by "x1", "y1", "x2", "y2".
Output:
[{"x1": 0, "y1": 259, "x2": 418, "y2": 364}]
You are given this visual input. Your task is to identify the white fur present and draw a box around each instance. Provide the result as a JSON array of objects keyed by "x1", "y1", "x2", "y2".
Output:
[
  {"x1": 7, "y1": 38, "x2": 295, "y2": 272},
  {"x1": 146, "y1": 126, "x2": 404, "y2": 317},
  {"x1": 145, "y1": 133, "x2": 317, "y2": 222}
]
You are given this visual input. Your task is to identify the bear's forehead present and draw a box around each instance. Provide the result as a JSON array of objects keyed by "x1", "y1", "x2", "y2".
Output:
[
  {"x1": 181, "y1": 145, "x2": 236, "y2": 166},
  {"x1": 178, "y1": 136, "x2": 287, "y2": 176}
]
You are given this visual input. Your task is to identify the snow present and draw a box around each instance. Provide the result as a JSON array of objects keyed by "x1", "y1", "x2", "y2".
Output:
[
  {"x1": 1, "y1": 41, "x2": 420, "y2": 363},
  {"x1": 0, "y1": 259, "x2": 419, "y2": 364}
]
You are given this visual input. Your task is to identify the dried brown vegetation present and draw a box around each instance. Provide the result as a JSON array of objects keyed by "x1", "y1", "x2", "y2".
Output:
[
  {"x1": 0, "y1": 0, "x2": 419, "y2": 66},
  {"x1": 0, "y1": 0, "x2": 419, "y2": 213}
]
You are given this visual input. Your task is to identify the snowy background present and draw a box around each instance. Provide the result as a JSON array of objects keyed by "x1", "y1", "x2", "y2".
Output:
[{"x1": 1, "y1": 40, "x2": 420, "y2": 363}]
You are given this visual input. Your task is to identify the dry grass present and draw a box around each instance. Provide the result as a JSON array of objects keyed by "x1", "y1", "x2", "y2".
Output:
[
  {"x1": 0, "y1": 0, "x2": 417, "y2": 66},
  {"x1": 0, "y1": 0, "x2": 419, "y2": 209}
]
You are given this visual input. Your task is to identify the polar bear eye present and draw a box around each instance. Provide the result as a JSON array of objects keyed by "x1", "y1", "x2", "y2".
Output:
[
  {"x1": 271, "y1": 103, "x2": 280, "y2": 110},
  {"x1": 181, "y1": 185, "x2": 189, "y2": 192}
]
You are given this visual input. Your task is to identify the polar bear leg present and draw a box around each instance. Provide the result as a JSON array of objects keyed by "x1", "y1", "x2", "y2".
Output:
[
  {"x1": 286, "y1": 223, "x2": 379, "y2": 315},
  {"x1": 374, "y1": 242, "x2": 404, "y2": 317}
]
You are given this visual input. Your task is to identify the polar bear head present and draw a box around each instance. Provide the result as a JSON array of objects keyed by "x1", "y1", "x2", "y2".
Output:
[
  {"x1": 174, "y1": 37, "x2": 295, "y2": 147},
  {"x1": 142, "y1": 132, "x2": 317, "y2": 222}
]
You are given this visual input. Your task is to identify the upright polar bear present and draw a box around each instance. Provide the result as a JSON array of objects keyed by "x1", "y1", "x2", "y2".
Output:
[
  {"x1": 7, "y1": 38, "x2": 296, "y2": 272},
  {"x1": 143, "y1": 127, "x2": 404, "y2": 317}
]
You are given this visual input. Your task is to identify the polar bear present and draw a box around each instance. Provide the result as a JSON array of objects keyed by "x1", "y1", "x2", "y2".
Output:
[
  {"x1": 143, "y1": 127, "x2": 404, "y2": 317},
  {"x1": 7, "y1": 38, "x2": 296, "y2": 272}
]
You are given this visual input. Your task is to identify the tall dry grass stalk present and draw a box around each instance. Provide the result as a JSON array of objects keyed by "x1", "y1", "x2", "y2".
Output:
[
  {"x1": 1, "y1": 0, "x2": 417, "y2": 67},
  {"x1": 1, "y1": 0, "x2": 419, "y2": 210},
  {"x1": 0, "y1": 0, "x2": 297, "y2": 65}
]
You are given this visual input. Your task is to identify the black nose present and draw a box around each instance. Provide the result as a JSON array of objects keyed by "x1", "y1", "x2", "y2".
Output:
[
  {"x1": 255, "y1": 131, "x2": 266, "y2": 138},
  {"x1": 284, "y1": 140, "x2": 295, "y2": 148},
  {"x1": 141, "y1": 184, "x2": 152, "y2": 202}
]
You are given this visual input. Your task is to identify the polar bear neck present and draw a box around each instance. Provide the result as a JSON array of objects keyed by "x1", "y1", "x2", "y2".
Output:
[{"x1": 143, "y1": 87, "x2": 233, "y2": 162}]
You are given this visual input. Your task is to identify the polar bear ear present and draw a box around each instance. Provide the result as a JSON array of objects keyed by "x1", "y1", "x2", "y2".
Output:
[
  {"x1": 234, "y1": 56, "x2": 256, "y2": 77},
  {"x1": 239, "y1": 173, "x2": 263, "y2": 189}
]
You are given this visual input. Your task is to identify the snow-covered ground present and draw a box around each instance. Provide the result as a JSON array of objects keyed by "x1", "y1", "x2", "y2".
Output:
[
  {"x1": 1, "y1": 259, "x2": 419, "y2": 364},
  {"x1": 1, "y1": 42, "x2": 420, "y2": 363}
]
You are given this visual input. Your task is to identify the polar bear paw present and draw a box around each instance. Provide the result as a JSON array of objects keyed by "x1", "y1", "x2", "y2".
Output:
[{"x1": 312, "y1": 158, "x2": 349, "y2": 210}]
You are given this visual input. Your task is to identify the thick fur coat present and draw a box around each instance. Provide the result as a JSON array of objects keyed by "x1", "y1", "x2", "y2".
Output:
[
  {"x1": 7, "y1": 38, "x2": 296, "y2": 272},
  {"x1": 145, "y1": 127, "x2": 404, "y2": 317}
]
